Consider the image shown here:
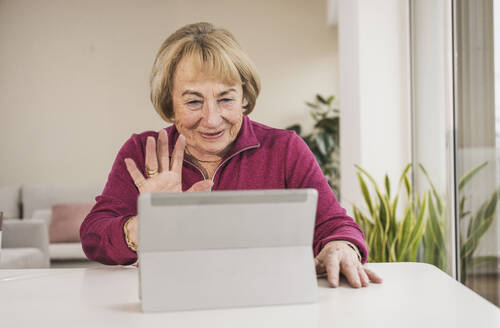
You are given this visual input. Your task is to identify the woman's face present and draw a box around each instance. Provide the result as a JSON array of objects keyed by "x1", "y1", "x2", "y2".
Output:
[{"x1": 171, "y1": 57, "x2": 245, "y2": 160}]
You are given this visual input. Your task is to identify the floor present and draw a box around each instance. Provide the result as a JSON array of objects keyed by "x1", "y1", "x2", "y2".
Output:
[{"x1": 465, "y1": 273, "x2": 499, "y2": 306}]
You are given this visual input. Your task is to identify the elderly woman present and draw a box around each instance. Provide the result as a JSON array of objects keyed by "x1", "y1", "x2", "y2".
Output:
[{"x1": 81, "y1": 22, "x2": 382, "y2": 289}]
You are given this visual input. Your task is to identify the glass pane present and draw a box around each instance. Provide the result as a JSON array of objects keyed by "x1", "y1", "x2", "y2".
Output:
[
  {"x1": 455, "y1": 0, "x2": 500, "y2": 306},
  {"x1": 410, "y1": 0, "x2": 456, "y2": 276}
]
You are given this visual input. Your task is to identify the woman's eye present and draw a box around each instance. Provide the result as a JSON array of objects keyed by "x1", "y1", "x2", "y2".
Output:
[
  {"x1": 218, "y1": 98, "x2": 234, "y2": 103},
  {"x1": 186, "y1": 100, "x2": 202, "y2": 107}
]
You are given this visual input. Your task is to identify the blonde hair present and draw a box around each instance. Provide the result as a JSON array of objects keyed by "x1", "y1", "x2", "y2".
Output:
[{"x1": 150, "y1": 22, "x2": 261, "y2": 122}]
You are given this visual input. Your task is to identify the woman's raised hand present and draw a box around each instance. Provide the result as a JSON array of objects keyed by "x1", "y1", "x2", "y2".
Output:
[{"x1": 124, "y1": 129, "x2": 213, "y2": 193}]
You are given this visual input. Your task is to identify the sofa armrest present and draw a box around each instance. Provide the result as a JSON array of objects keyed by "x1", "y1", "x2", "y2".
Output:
[
  {"x1": 32, "y1": 209, "x2": 52, "y2": 226},
  {"x1": 1, "y1": 219, "x2": 50, "y2": 267}
]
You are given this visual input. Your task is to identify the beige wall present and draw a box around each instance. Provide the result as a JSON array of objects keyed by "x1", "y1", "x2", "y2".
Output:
[{"x1": 0, "y1": 0, "x2": 338, "y2": 186}]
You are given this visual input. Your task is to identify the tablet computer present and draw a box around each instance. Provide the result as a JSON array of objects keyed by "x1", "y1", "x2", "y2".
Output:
[{"x1": 138, "y1": 189, "x2": 318, "y2": 312}]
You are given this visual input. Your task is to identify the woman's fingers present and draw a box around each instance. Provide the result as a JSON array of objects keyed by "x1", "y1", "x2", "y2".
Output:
[
  {"x1": 340, "y1": 260, "x2": 362, "y2": 288},
  {"x1": 124, "y1": 158, "x2": 146, "y2": 188},
  {"x1": 187, "y1": 180, "x2": 213, "y2": 192},
  {"x1": 325, "y1": 254, "x2": 341, "y2": 287},
  {"x1": 171, "y1": 135, "x2": 186, "y2": 173},
  {"x1": 318, "y1": 241, "x2": 382, "y2": 288},
  {"x1": 145, "y1": 137, "x2": 158, "y2": 173},
  {"x1": 364, "y1": 267, "x2": 383, "y2": 284},
  {"x1": 157, "y1": 129, "x2": 170, "y2": 172},
  {"x1": 358, "y1": 266, "x2": 370, "y2": 287}
]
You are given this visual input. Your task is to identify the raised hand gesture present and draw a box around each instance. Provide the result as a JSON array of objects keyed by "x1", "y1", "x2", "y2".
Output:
[{"x1": 124, "y1": 129, "x2": 213, "y2": 194}]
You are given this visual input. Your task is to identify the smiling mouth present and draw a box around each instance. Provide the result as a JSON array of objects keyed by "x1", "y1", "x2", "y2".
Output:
[{"x1": 200, "y1": 130, "x2": 224, "y2": 140}]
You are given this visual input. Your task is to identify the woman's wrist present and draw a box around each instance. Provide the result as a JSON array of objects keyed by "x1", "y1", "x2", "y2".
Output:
[
  {"x1": 123, "y1": 216, "x2": 138, "y2": 252},
  {"x1": 324, "y1": 240, "x2": 362, "y2": 262},
  {"x1": 343, "y1": 241, "x2": 362, "y2": 262}
]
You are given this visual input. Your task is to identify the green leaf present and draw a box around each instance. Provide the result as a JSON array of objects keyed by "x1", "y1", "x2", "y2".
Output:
[
  {"x1": 389, "y1": 239, "x2": 398, "y2": 262},
  {"x1": 459, "y1": 196, "x2": 467, "y2": 219},
  {"x1": 404, "y1": 174, "x2": 412, "y2": 199},
  {"x1": 354, "y1": 165, "x2": 380, "y2": 189},
  {"x1": 458, "y1": 161, "x2": 488, "y2": 192},
  {"x1": 427, "y1": 195, "x2": 446, "y2": 252},
  {"x1": 353, "y1": 206, "x2": 369, "y2": 232},
  {"x1": 376, "y1": 188, "x2": 390, "y2": 235},
  {"x1": 467, "y1": 203, "x2": 486, "y2": 238},
  {"x1": 357, "y1": 173, "x2": 375, "y2": 217},
  {"x1": 483, "y1": 187, "x2": 499, "y2": 219},
  {"x1": 461, "y1": 213, "x2": 496, "y2": 258},
  {"x1": 326, "y1": 95, "x2": 334, "y2": 105},
  {"x1": 419, "y1": 163, "x2": 443, "y2": 214},
  {"x1": 464, "y1": 187, "x2": 499, "y2": 255},
  {"x1": 407, "y1": 201, "x2": 427, "y2": 262},
  {"x1": 315, "y1": 117, "x2": 339, "y2": 135},
  {"x1": 370, "y1": 224, "x2": 379, "y2": 261},
  {"x1": 315, "y1": 132, "x2": 327, "y2": 156},
  {"x1": 396, "y1": 163, "x2": 412, "y2": 191},
  {"x1": 306, "y1": 101, "x2": 319, "y2": 109},
  {"x1": 367, "y1": 228, "x2": 376, "y2": 261},
  {"x1": 316, "y1": 94, "x2": 327, "y2": 104},
  {"x1": 407, "y1": 192, "x2": 428, "y2": 248},
  {"x1": 390, "y1": 194, "x2": 399, "y2": 224},
  {"x1": 352, "y1": 206, "x2": 364, "y2": 232},
  {"x1": 385, "y1": 193, "x2": 397, "y2": 241},
  {"x1": 358, "y1": 208, "x2": 374, "y2": 231},
  {"x1": 422, "y1": 226, "x2": 434, "y2": 264},
  {"x1": 384, "y1": 174, "x2": 391, "y2": 198},
  {"x1": 396, "y1": 206, "x2": 413, "y2": 261},
  {"x1": 377, "y1": 224, "x2": 386, "y2": 262},
  {"x1": 468, "y1": 256, "x2": 497, "y2": 267}
]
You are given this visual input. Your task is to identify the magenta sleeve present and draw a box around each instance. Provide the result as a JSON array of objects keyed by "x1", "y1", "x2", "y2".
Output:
[
  {"x1": 284, "y1": 132, "x2": 369, "y2": 263},
  {"x1": 80, "y1": 133, "x2": 148, "y2": 265}
]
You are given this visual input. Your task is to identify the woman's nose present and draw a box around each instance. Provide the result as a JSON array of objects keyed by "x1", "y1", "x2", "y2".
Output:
[{"x1": 203, "y1": 101, "x2": 223, "y2": 127}]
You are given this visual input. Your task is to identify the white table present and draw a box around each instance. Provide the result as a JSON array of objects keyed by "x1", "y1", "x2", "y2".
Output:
[{"x1": 0, "y1": 262, "x2": 498, "y2": 327}]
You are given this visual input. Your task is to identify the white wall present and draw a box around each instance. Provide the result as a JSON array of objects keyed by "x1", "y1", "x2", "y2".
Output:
[
  {"x1": 337, "y1": 0, "x2": 411, "y2": 210},
  {"x1": 0, "y1": 0, "x2": 338, "y2": 185}
]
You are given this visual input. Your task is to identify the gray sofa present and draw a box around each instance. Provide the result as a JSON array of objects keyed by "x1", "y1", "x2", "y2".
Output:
[
  {"x1": 0, "y1": 184, "x2": 102, "y2": 262},
  {"x1": 0, "y1": 218, "x2": 50, "y2": 268}
]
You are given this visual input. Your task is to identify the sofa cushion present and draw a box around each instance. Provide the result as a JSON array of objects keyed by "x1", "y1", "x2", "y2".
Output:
[
  {"x1": 22, "y1": 184, "x2": 101, "y2": 219},
  {"x1": 50, "y1": 203, "x2": 94, "y2": 243},
  {"x1": 0, "y1": 185, "x2": 21, "y2": 219}
]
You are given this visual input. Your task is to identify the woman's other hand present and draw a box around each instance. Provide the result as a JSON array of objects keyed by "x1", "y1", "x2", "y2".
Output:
[
  {"x1": 314, "y1": 240, "x2": 383, "y2": 288},
  {"x1": 124, "y1": 129, "x2": 213, "y2": 194}
]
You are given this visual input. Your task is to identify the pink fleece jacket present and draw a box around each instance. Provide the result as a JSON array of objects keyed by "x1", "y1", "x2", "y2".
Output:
[{"x1": 80, "y1": 116, "x2": 368, "y2": 265}]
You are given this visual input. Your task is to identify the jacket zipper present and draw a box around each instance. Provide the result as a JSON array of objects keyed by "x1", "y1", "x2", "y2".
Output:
[
  {"x1": 211, "y1": 144, "x2": 260, "y2": 183},
  {"x1": 183, "y1": 159, "x2": 207, "y2": 179},
  {"x1": 182, "y1": 144, "x2": 261, "y2": 185}
]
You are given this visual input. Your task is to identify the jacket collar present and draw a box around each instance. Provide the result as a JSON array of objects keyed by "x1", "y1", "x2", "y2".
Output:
[{"x1": 166, "y1": 115, "x2": 260, "y2": 160}]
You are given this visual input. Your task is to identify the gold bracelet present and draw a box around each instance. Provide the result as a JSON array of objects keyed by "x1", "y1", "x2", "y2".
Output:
[
  {"x1": 123, "y1": 216, "x2": 138, "y2": 252},
  {"x1": 344, "y1": 241, "x2": 362, "y2": 262}
]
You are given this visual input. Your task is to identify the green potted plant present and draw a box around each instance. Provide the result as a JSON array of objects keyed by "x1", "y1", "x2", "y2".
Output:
[
  {"x1": 287, "y1": 94, "x2": 340, "y2": 197},
  {"x1": 352, "y1": 164, "x2": 427, "y2": 262},
  {"x1": 352, "y1": 161, "x2": 498, "y2": 279}
]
